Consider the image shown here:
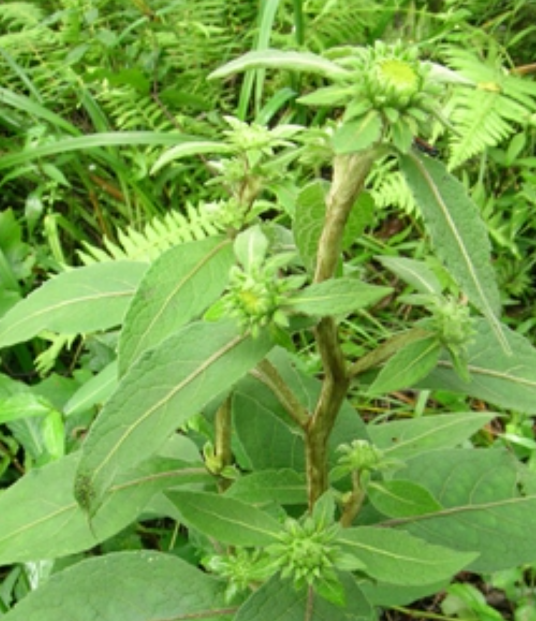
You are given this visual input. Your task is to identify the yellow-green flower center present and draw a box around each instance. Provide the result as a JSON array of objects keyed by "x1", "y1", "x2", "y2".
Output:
[{"x1": 377, "y1": 59, "x2": 419, "y2": 96}]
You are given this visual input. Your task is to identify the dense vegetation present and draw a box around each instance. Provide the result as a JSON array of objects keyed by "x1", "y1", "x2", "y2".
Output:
[{"x1": 1, "y1": 1, "x2": 536, "y2": 619}]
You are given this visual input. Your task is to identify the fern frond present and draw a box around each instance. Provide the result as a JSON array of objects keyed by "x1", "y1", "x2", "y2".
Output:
[
  {"x1": 78, "y1": 202, "x2": 228, "y2": 264},
  {"x1": 440, "y1": 46, "x2": 536, "y2": 169},
  {"x1": 369, "y1": 163, "x2": 416, "y2": 215}
]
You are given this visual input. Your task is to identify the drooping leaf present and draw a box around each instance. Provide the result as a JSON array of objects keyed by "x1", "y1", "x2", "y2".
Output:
[
  {"x1": 391, "y1": 448, "x2": 536, "y2": 571},
  {"x1": 118, "y1": 237, "x2": 234, "y2": 374},
  {"x1": 150, "y1": 141, "x2": 233, "y2": 175},
  {"x1": 368, "y1": 480, "x2": 442, "y2": 518},
  {"x1": 166, "y1": 490, "x2": 281, "y2": 546},
  {"x1": 400, "y1": 152, "x2": 508, "y2": 352},
  {"x1": 0, "y1": 262, "x2": 148, "y2": 348},
  {"x1": 209, "y1": 49, "x2": 349, "y2": 81},
  {"x1": 2, "y1": 551, "x2": 233, "y2": 621},
  {"x1": 420, "y1": 318, "x2": 536, "y2": 414},
  {"x1": 75, "y1": 321, "x2": 273, "y2": 515},
  {"x1": 0, "y1": 451, "x2": 210, "y2": 564},
  {"x1": 368, "y1": 336, "x2": 441, "y2": 395},
  {"x1": 376, "y1": 256, "x2": 442, "y2": 294},
  {"x1": 284, "y1": 278, "x2": 391, "y2": 317},
  {"x1": 337, "y1": 527, "x2": 476, "y2": 585},
  {"x1": 332, "y1": 112, "x2": 382, "y2": 154},
  {"x1": 368, "y1": 411, "x2": 496, "y2": 459},
  {"x1": 225, "y1": 469, "x2": 307, "y2": 505},
  {"x1": 235, "y1": 574, "x2": 375, "y2": 621}
]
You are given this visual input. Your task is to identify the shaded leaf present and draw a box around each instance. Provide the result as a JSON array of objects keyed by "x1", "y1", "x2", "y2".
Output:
[
  {"x1": 368, "y1": 480, "x2": 442, "y2": 518},
  {"x1": 0, "y1": 262, "x2": 147, "y2": 348},
  {"x1": 119, "y1": 237, "x2": 233, "y2": 374},
  {"x1": 225, "y1": 469, "x2": 307, "y2": 505},
  {"x1": 293, "y1": 180, "x2": 327, "y2": 272},
  {"x1": 75, "y1": 321, "x2": 273, "y2": 515},
  {"x1": 420, "y1": 318, "x2": 536, "y2": 414},
  {"x1": 166, "y1": 490, "x2": 281, "y2": 546},
  {"x1": 2, "y1": 551, "x2": 233, "y2": 621},
  {"x1": 391, "y1": 448, "x2": 536, "y2": 571}
]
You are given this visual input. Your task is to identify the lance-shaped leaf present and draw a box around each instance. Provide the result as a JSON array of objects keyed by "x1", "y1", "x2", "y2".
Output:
[
  {"x1": 376, "y1": 256, "x2": 442, "y2": 295},
  {"x1": 225, "y1": 469, "x2": 307, "y2": 505},
  {"x1": 368, "y1": 335, "x2": 441, "y2": 395},
  {"x1": 368, "y1": 411, "x2": 497, "y2": 459},
  {"x1": 2, "y1": 551, "x2": 232, "y2": 621},
  {"x1": 337, "y1": 527, "x2": 476, "y2": 585},
  {"x1": 0, "y1": 451, "x2": 211, "y2": 564},
  {"x1": 0, "y1": 262, "x2": 147, "y2": 348},
  {"x1": 332, "y1": 112, "x2": 382, "y2": 154},
  {"x1": 390, "y1": 448, "x2": 536, "y2": 572},
  {"x1": 151, "y1": 141, "x2": 233, "y2": 175},
  {"x1": 420, "y1": 318, "x2": 536, "y2": 414},
  {"x1": 75, "y1": 320, "x2": 273, "y2": 515},
  {"x1": 166, "y1": 490, "x2": 281, "y2": 546},
  {"x1": 119, "y1": 237, "x2": 234, "y2": 374},
  {"x1": 400, "y1": 152, "x2": 508, "y2": 352},
  {"x1": 208, "y1": 49, "x2": 349, "y2": 81},
  {"x1": 63, "y1": 361, "x2": 118, "y2": 416},
  {"x1": 284, "y1": 278, "x2": 391, "y2": 317}
]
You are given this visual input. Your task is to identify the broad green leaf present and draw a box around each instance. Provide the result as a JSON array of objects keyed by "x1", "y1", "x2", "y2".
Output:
[
  {"x1": 293, "y1": 180, "x2": 327, "y2": 271},
  {"x1": 166, "y1": 490, "x2": 281, "y2": 546},
  {"x1": 75, "y1": 321, "x2": 273, "y2": 515},
  {"x1": 63, "y1": 361, "x2": 118, "y2": 416},
  {"x1": 420, "y1": 318, "x2": 536, "y2": 414},
  {"x1": 376, "y1": 256, "x2": 442, "y2": 294},
  {"x1": 0, "y1": 452, "x2": 210, "y2": 564},
  {"x1": 235, "y1": 574, "x2": 374, "y2": 621},
  {"x1": 234, "y1": 225, "x2": 269, "y2": 270},
  {"x1": 368, "y1": 480, "x2": 442, "y2": 518},
  {"x1": 0, "y1": 262, "x2": 147, "y2": 348},
  {"x1": 332, "y1": 112, "x2": 382, "y2": 154},
  {"x1": 209, "y1": 49, "x2": 349, "y2": 81},
  {"x1": 368, "y1": 336, "x2": 441, "y2": 395},
  {"x1": 368, "y1": 411, "x2": 496, "y2": 459},
  {"x1": 285, "y1": 278, "x2": 392, "y2": 317},
  {"x1": 342, "y1": 192, "x2": 375, "y2": 250},
  {"x1": 2, "y1": 551, "x2": 232, "y2": 621},
  {"x1": 118, "y1": 237, "x2": 233, "y2": 374},
  {"x1": 359, "y1": 579, "x2": 449, "y2": 607},
  {"x1": 225, "y1": 469, "x2": 307, "y2": 505},
  {"x1": 400, "y1": 152, "x2": 508, "y2": 352},
  {"x1": 337, "y1": 527, "x2": 476, "y2": 585},
  {"x1": 150, "y1": 141, "x2": 233, "y2": 175},
  {"x1": 392, "y1": 448, "x2": 536, "y2": 571}
]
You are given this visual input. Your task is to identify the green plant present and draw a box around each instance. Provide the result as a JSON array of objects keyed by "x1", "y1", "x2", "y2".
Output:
[{"x1": 2, "y1": 38, "x2": 536, "y2": 621}]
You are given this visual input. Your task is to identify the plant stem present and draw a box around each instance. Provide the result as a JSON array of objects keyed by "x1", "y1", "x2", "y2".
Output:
[
  {"x1": 214, "y1": 395, "x2": 233, "y2": 491},
  {"x1": 250, "y1": 359, "x2": 310, "y2": 428},
  {"x1": 306, "y1": 151, "x2": 377, "y2": 509}
]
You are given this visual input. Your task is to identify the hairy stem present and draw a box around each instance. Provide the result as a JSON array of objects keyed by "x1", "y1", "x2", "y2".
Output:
[{"x1": 306, "y1": 150, "x2": 377, "y2": 509}]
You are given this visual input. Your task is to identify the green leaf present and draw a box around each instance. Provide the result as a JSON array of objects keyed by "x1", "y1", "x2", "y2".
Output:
[
  {"x1": 368, "y1": 336, "x2": 441, "y2": 395},
  {"x1": 0, "y1": 452, "x2": 210, "y2": 564},
  {"x1": 368, "y1": 480, "x2": 442, "y2": 518},
  {"x1": 235, "y1": 574, "x2": 374, "y2": 621},
  {"x1": 166, "y1": 490, "x2": 281, "y2": 546},
  {"x1": 63, "y1": 361, "x2": 118, "y2": 417},
  {"x1": 376, "y1": 256, "x2": 442, "y2": 294},
  {"x1": 118, "y1": 237, "x2": 233, "y2": 374},
  {"x1": 420, "y1": 318, "x2": 536, "y2": 414},
  {"x1": 0, "y1": 262, "x2": 147, "y2": 348},
  {"x1": 150, "y1": 141, "x2": 233, "y2": 175},
  {"x1": 234, "y1": 225, "x2": 269, "y2": 271},
  {"x1": 342, "y1": 192, "x2": 375, "y2": 250},
  {"x1": 2, "y1": 551, "x2": 232, "y2": 621},
  {"x1": 392, "y1": 448, "x2": 536, "y2": 572},
  {"x1": 400, "y1": 152, "x2": 508, "y2": 352},
  {"x1": 297, "y1": 84, "x2": 355, "y2": 107},
  {"x1": 337, "y1": 527, "x2": 476, "y2": 585},
  {"x1": 285, "y1": 278, "x2": 391, "y2": 317},
  {"x1": 293, "y1": 180, "x2": 327, "y2": 272},
  {"x1": 368, "y1": 411, "x2": 496, "y2": 459},
  {"x1": 225, "y1": 469, "x2": 307, "y2": 505},
  {"x1": 209, "y1": 49, "x2": 349, "y2": 81},
  {"x1": 332, "y1": 112, "x2": 382, "y2": 154},
  {"x1": 359, "y1": 579, "x2": 449, "y2": 607},
  {"x1": 0, "y1": 393, "x2": 56, "y2": 424},
  {"x1": 75, "y1": 321, "x2": 273, "y2": 515}
]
